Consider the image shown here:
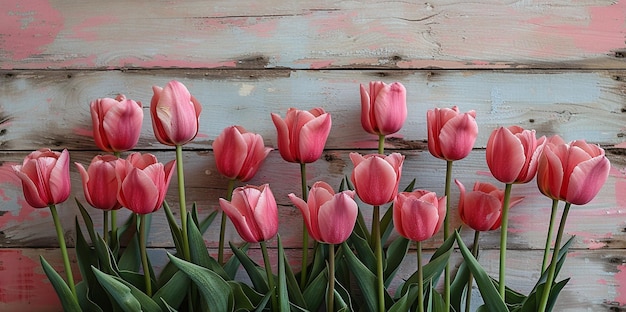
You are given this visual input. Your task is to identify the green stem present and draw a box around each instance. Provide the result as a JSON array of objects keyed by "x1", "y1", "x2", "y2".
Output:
[
  {"x1": 139, "y1": 214, "x2": 152, "y2": 296},
  {"x1": 328, "y1": 244, "x2": 335, "y2": 312},
  {"x1": 103, "y1": 210, "x2": 109, "y2": 244},
  {"x1": 443, "y1": 160, "x2": 453, "y2": 312},
  {"x1": 498, "y1": 183, "x2": 513, "y2": 298},
  {"x1": 466, "y1": 230, "x2": 480, "y2": 312},
  {"x1": 378, "y1": 134, "x2": 385, "y2": 155},
  {"x1": 49, "y1": 204, "x2": 77, "y2": 299},
  {"x1": 541, "y1": 199, "x2": 560, "y2": 273},
  {"x1": 538, "y1": 202, "x2": 571, "y2": 312},
  {"x1": 372, "y1": 205, "x2": 385, "y2": 312},
  {"x1": 417, "y1": 240, "x2": 424, "y2": 312},
  {"x1": 261, "y1": 241, "x2": 278, "y2": 309},
  {"x1": 219, "y1": 179, "x2": 236, "y2": 265},
  {"x1": 176, "y1": 145, "x2": 191, "y2": 261},
  {"x1": 300, "y1": 162, "x2": 309, "y2": 288}
]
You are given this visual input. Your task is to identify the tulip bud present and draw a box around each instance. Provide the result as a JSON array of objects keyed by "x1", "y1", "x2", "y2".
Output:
[
  {"x1": 90, "y1": 94, "x2": 143, "y2": 152},
  {"x1": 13, "y1": 149, "x2": 71, "y2": 208},
  {"x1": 486, "y1": 126, "x2": 546, "y2": 184},
  {"x1": 393, "y1": 190, "x2": 446, "y2": 242},
  {"x1": 350, "y1": 152, "x2": 404, "y2": 206},
  {"x1": 271, "y1": 107, "x2": 332, "y2": 164},
  {"x1": 427, "y1": 106, "x2": 478, "y2": 161},
  {"x1": 75, "y1": 155, "x2": 121, "y2": 211},
  {"x1": 219, "y1": 184, "x2": 278, "y2": 243},
  {"x1": 360, "y1": 81, "x2": 407, "y2": 136},
  {"x1": 212, "y1": 126, "x2": 272, "y2": 182},
  {"x1": 150, "y1": 80, "x2": 202, "y2": 146},
  {"x1": 455, "y1": 180, "x2": 523, "y2": 232}
]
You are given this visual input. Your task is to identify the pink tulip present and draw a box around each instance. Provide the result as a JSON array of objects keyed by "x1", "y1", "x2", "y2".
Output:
[
  {"x1": 212, "y1": 126, "x2": 272, "y2": 182},
  {"x1": 271, "y1": 107, "x2": 332, "y2": 163},
  {"x1": 12, "y1": 149, "x2": 71, "y2": 208},
  {"x1": 150, "y1": 80, "x2": 202, "y2": 146},
  {"x1": 115, "y1": 153, "x2": 176, "y2": 214},
  {"x1": 360, "y1": 81, "x2": 407, "y2": 136},
  {"x1": 537, "y1": 139, "x2": 610, "y2": 205},
  {"x1": 289, "y1": 181, "x2": 358, "y2": 244},
  {"x1": 427, "y1": 106, "x2": 478, "y2": 161},
  {"x1": 455, "y1": 180, "x2": 524, "y2": 231},
  {"x1": 75, "y1": 155, "x2": 121, "y2": 211},
  {"x1": 350, "y1": 152, "x2": 404, "y2": 206},
  {"x1": 219, "y1": 184, "x2": 278, "y2": 243},
  {"x1": 393, "y1": 190, "x2": 446, "y2": 242},
  {"x1": 91, "y1": 94, "x2": 143, "y2": 152},
  {"x1": 486, "y1": 126, "x2": 546, "y2": 184}
]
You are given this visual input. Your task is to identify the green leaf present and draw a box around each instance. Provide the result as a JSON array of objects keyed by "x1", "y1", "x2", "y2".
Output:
[
  {"x1": 384, "y1": 236, "x2": 409, "y2": 287},
  {"x1": 347, "y1": 231, "x2": 377, "y2": 273},
  {"x1": 341, "y1": 241, "x2": 392, "y2": 311},
  {"x1": 223, "y1": 243, "x2": 248, "y2": 280},
  {"x1": 94, "y1": 266, "x2": 161, "y2": 312},
  {"x1": 277, "y1": 236, "x2": 290, "y2": 312},
  {"x1": 353, "y1": 208, "x2": 370, "y2": 245},
  {"x1": 76, "y1": 198, "x2": 97, "y2": 243},
  {"x1": 91, "y1": 266, "x2": 142, "y2": 312},
  {"x1": 230, "y1": 241, "x2": 269, "y2": 293},
  {"x1": 302, "y1": 267, "x2": 328, "y2": 311},
  {"x1": 450, "y1": 261, "x2": 471, "y2": 312},
  {"x1": 39, "y1": 256, "x2": 81, "y2": 312},
  {"x1": 167, "y1": 253, "x2": 234, "y2": 312},
  {"x1": 228, "y1": 281, "x2": 259, "y2": 311},
  {"x1": 75, "y1": 281, "x2": 104, "y2": 312},
  {"x1": 280, "y1": 240, "x2": 306, "y2": 308},
  {"x1": 186, "y1": 212, "x2": 212, "y2": 268},
  {"x1": 388, "y1": 283, "x2": 418, "y2": 312},
  {"x1": 454, "y1": 231, "x2": 509, "y2": 312},
  {"x1": 75, "y1": 218, "x2": 112, "y2": 310},
  {"x1": 199, "y1": 208, "x2": 219, "y2": 234},
  {"x1": 400, "y1": 236, "x2": 452, "y2": 297},
  {"x1": 118, "y1": 235, "x2": 141, "y2": 272},
  {"x1": 163, "y1": 201, "x2": 183, "y2": 254},
  {"x1": 152, "y1": 270, "x2": 190, "y2": 311}
]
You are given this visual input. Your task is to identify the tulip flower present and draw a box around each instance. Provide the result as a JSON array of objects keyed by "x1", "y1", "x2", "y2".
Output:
[
  {"x1": 75, "y1": 155, "x2": 121, "y2": 211},
  {"x1": 537, "y1": 139, "x2": 610, "y2": 205},
  {"x1": 271, "y1": 107, "x2": 332, "y2": 164},
  {"x1": 213, "y1": 125, "x2": 272, "y2": 182},
  {"x1": 393, "y1": 190, "x2": 446, "y2": 242},
  {"x1": 455, "y1": 180, "x2": 523, "y2": 232},
  {"x1": 427, "y1": 106, "x2": 478, "y2": 161},
  {"x1": 360, "y1": 81, "x2": 407, "y2": 136},
  {"x1": 13, "y1": 148, "x2": 71, "y2": 208},
  {"x1": 150, "y1": 80, "x2": 202, "y2": 146},
  {"x1": 115, "y1": 153, "x2": 176, "y2": 215},
  {"x1": 91, "y1": 94, "x2": 143, "y2": 152},
  {"x1": 350, "y1": 152, "x2": 404, "y2": 206},
  {"x1": 486, "y1": 126, "x2": 546, "y2": 184},
  {"x1": 289, "y1": 181, "x2": 358, "y2": 244},
  {"x1": 219, "y1": 184, "x2": 278, "y2": 243}
]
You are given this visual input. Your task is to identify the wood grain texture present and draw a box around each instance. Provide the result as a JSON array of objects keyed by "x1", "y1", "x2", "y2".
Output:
[{"x1": 1, "y1": 0, "x2": 625, "y2": 70}]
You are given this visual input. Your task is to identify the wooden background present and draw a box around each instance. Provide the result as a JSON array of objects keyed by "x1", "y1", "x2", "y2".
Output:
[{"x1": 1, "y1": 0, "x2": 625, "y2": 310}]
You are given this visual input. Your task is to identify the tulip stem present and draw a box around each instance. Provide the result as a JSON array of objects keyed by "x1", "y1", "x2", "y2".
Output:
[
  {"x1": 328, "y1": 243, "x2": 335, "y2": 312},
  {"x1": 300, "y1": 162, "x2": 309, "y2": 288},
  {"x1": 372, "y1": 205, "x2": 385, "y2": 312},
  {"x1": 138, "y1": 213, "x2": 152, "y2": 296},
  {"x1": 218, "y1": 179, "x2": 236, "y2": 265},
  {"x1": 49, "y1": 204, "x2": 77, "y2": 300},
  {"x1": 498, "y1": 183, "x2": 513, "y2": 298},
  {"x1": 260, "y1": 241, "x2": 278, "y2": 309},
  {"x1": 417, "y1": 240, "x2": 424, "y2": 312},
  {"x1": 541, "y1": 199, "x2": 560, "y2": 273},
  {"x1": 176, "y1": 145, "x2": 191, "y2": 261},
  {"x1": 378, "y1": 134, "x2": 385, "y2": 155},
  {"x1": 466, "y1": 230, "x2": 480, "y2": 312},
  {"x1": 103, "y1": 210, "x2": 109, "y2": 244},
  {"x1": 538, "y1": 202, "x2": 571, "y2": 312},
  {"x1": 443, "y1": 160, "x2": 453, "y2": 312},
  {"x1": 111, "y1": 151, "x2": 121, "y2": 241}
]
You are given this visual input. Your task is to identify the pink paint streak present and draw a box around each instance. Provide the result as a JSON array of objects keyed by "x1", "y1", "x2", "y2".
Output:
[
  {"x1": 0, "y1": 250, "x2": 60, "y2": 307},
  {"x1": 67, "y1": 15, "x2": 119, "y2": 41},
  {"x1": 0, "y1": 0, "x2": 64, "y2": 61},
  {"x1": 615, "y1": 264, "x2": 626, "y2": 305}
]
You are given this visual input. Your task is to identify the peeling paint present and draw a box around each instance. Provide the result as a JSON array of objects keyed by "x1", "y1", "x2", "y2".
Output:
[{"x1": 0, "y1": 250, "x2": 59, "y2": 306}]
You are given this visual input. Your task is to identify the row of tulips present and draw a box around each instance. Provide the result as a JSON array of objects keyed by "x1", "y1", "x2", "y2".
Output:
[{"x1": 11, "y1": 79, "x2": 610, "y2": 312}]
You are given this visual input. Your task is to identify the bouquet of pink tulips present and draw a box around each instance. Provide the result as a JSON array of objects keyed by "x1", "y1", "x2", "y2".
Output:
[{"x1": 12, "y1": 79, "x2": 611, "y2": 312}]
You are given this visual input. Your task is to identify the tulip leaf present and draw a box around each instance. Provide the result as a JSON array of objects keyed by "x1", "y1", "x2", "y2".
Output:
[
  {"x1": 388, "y1": 283, "x2": 418, "y2": 312},
  {"x1": 384, "y1": 236, "x2": 409, "y2": 287},
  {"x1": 277, "y1": 236, "x2": 290, "y2": 312},
  {"x1": 342, "y1": 241, "x2": 392, "y2": 311},
  {"x1": 279, "y1": 239, "x2": 306, "y2": 308},
  {"x1": 454, "y1": 231, "x2": 509, "y2": 312},
  {"x1": 152, "y1": 270, "x2": 190, "y2": 311},
  {"x1": 353, "y1": 207, "x2": 371, "y2": 244},
  {"x1": 347, "y1": 231, "x2": 377, "y2": 274},
  {"x1": 76, "y1": 281, "x2": 104, "y2": 312},
  {"x1": 94, "y1": 266, "x2": 161, "y2": 312},
  {"x1": 230, "y1": 241, "x2": 269, "y2": 293},
  {"x1": 167, "y1": 253, "x2": 234, "y2": 312},
  {"x1": 199, "y1": 209, "x2": 219, "y2": 234},
  {"x1": 399, "y1": 234, "x2": 453, "y2": 296},
  {"x1": 92, "y1": 266, "x2": 155, "y2": 312},
  {"x1": 302, "y1": 267, "x2": 328, "y2": 311},
  {"x1": 228, "y1": 281, "x2": 260, "y2": 311},
  {"x1": 76, "y1": 198, "x2": 97, "y2": 243},
  {"x1": 306, "y1": 243, "x2": 328, "y2": 287},
  {"x1": 449, "y1": 261, "x2": 471, "y2": 312},
  {"x1": 75, "y1": 218, "x2": 111, "y2": 310},
  {"x1": 39, "y1": 256, "x2": 82, "y2": 312},
  {"x1": 224, "y1": 243, "x2": 248, "y2": 280},
  {"x1": 118, "y1": 235, "x2": 141, "y2": 272},
  {"x1": 163, "y1": 201, "x2": 183, "y2": 254}
]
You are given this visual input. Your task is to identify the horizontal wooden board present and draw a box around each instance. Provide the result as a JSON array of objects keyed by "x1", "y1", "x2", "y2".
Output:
[
  {"x1": 2, "y1": 0, "x2": 625, "y2": 70},
  {"x1": 1, "y1": 69, "x2": 625, "y2": 151},
  {"x1": 1, "y1": 248, "x2": 624, "y2": 311}
]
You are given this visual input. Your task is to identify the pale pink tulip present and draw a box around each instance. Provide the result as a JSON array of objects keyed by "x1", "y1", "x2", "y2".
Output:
[
  {"x1": 537, "y1": 139, "x2": 610, "y2": 205},
  {"x1": 486, "y1": 126, "x2": 546, "y2": 184},
  {"x1": 350, "y1": 152, "x2": 404, "y2": 206},
  {"x1": 212, "y1": 126, "x2": 272, "y2": 182},
  {"x1": 150, "y1": 80, "x2": 202, "y2": 146},
  {"x1": 427, "y1": 106, "x2": 478, "y2": 161},
  {"x1": 219, "y1": 184, "x2": 278, "y2": 243},
  {"x1": 75, "y1": 155, "x2": 121, "y2": 211},
  {"x1": 115, "y1": 153, "x2": 176, "y2": 214},
  {"x1": 455, "y1": 180, "x2": 524, "y2": 231},
  {"x1": 393, "y1": 190, "x2": 446, "y2": 242},
  {"x1": 13, "y1": 149, "x2": 71, "y2": 208},
  {"x1": 289, "y1": 181, "x2": 358, "y2": 244},
  {"x1": 360, "y1": 81, "x2": 407, "y2": 136},
  {"x1": 271, "y1": 107, "x2": 332, "y2": 163},
  {"x1": 91, "y1": 94, "x2": 143, "y2": 152}
]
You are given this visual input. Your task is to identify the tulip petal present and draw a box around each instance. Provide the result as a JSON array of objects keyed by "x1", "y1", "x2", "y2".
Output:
[
  {"x1": 213, "y1": 126, "x2": 247, "y2": 179},
  {"x1": 102, "y1": 100, "x2": 143, "y2": 151},
  {"x1": 318, "y1": 193, "x2": 358, "y2": 244},
  {"x1": 219, "y1": 198, "x2": 258, "y2": 243},
  {"x1": 360, "y1": 84, "x2": 375, "y2": 134},
  {"x1": 352, "y1": 156, "x2": 397, "y2": 205},
  {"x1": 487, "y1": 127, "x2": 525, "y2": 183},
  {"x1": 565, "y1": 155, "x2": 610, "y2": 205},
  {"x1": 120, "y1": 168, "x2": 159, "y2": 214},
  {"x1": 372, "y1": 82, "x2": 406, "y2": 135},
  {"x1": 298, "y1": 113, "x2": 332, "y2": 163},
  {"x1": 438, "y1": 113, "x2": 478, "y2": 160},
  {"x1": 48, "y1": 150, "x2": 71, "y2": 204},
  {"x1": 253, "y1": 186, "x2": 278, "y2": 241},
  {"x1": 271, "y1": 113, "x2": 297, "y2": 163}
]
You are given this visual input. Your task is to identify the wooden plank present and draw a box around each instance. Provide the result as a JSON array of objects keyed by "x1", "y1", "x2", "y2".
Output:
[
  {"x1": 2, "y1": 0, "x2": 625, "y2": 70},
  {"x1": 1, "y1": 69, "x2": 624, "y2": 151},
  {"x1": 2, "y1": 150, "x2": 625, "y2": 251},
  {"x1": 1, "y1": 247, "x2": 624, "y2": 311}
]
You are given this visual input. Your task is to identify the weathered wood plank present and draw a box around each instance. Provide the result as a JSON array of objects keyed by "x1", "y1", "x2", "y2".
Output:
[
  {"x1": 2, "y1": 150, "x2": 625, "y2": 251},
  {"x1": 1, "y1": 69, "x2": 624, "y2": 151},
  {"x1": 2, "y1": 0, "x2": 625, "y2": 70}
]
